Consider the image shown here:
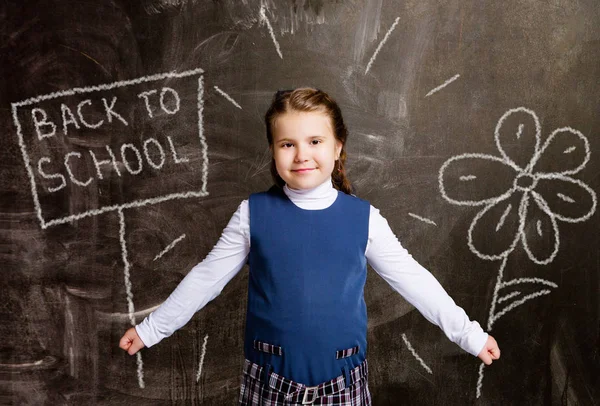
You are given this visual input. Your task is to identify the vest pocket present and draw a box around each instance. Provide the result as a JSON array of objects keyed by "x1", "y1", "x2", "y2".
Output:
[
  {"x1": 253, "y1": 340, "x2": 283, "y2": 356},
  {"x1": 336, "y1": 345, "x2": 359, "y2": 359}
]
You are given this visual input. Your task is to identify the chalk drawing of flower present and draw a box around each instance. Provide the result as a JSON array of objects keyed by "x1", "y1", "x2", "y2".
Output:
[
  {"x1": 437, "y1": 107, "x2": 597, "y2": 398},
  {"x1": 439, "y1": 107, "x2": 596, "y2": 266}
]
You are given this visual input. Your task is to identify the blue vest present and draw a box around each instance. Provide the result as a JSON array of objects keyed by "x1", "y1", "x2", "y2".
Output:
[{"x1": 245, "y1": 186, "x2": 370, "y2": 386}]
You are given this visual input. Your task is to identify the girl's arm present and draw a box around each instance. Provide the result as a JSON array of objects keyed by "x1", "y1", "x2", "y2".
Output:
[
  {"x1": 130, "y1": 200, "x2": 251, "y2": 350},
  {"x1": 365, "y1": 205, "x2": 490, "y2": 357}
]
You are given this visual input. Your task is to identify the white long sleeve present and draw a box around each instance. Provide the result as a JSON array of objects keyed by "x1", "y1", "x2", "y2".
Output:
[
  {"x1": 366, "y1": 206, "x2": 488, "y2": 356},
  {"x1": 135, "y1": 202, "x2": 250, "y2": 347},
  {"x1": 135, "y1": 178, "x2": 488, "y2": 356}
]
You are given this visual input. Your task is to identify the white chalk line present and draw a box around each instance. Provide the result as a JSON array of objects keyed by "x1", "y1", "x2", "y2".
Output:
[
  {"x1": 259, "y1": 5, "x2": 283, "y2": 59},
  {"x1": 499, "y1": 277, "x2": 558, "y2": 289},
  {"x1": 118, "y1": 208, "x2": 145, "y2": 388},
  {"x1": 401, "y1": 334, "x2": 432, "y2": 374},
  {"x1": 39, "y1": 191, "x2": 209, "y2": 229},
  {"x1": 12, "y1": 70, "x2": 208, "y2": 230},
  {"x1": 136, "y1": 352, "x2": 145, "y2": 389},
  {"x1": 408, "y1": 212, "x2": 437, "y2": 226},
  {"x1": 213, "y1": 86, "x2": 242, "y2": 109},
  {"x1": 119, "y1": 209, "x2": 136, "y2": 326},
  {"x1": 497, "y1": 291, "x2": 521, "y2": 303},
  {"x1": 154, "y1": 234, "x2": 186, "y2": 261},
  {"x1": 492, "y1": 290, "x2": 552, "y2": 326},
  {"x1": 425, "y1": 74, "x2": 460, "y2": 97},
  {"x1": 365, "y1": 16, "x2": 400, "y2": 75},
  {"x1": 12, "y1": 103, "x2": 46, "y2": 228},
  {"x1": 196, "y1": 334, "x2": 209, "y2": 383},
  {"x1": 476, "y1": 362, "x2": 485, "y2": 398},
  {"x1": 495, "y1": 203, "x2": 512, "y2": 232},
  {"x1": 557, "y1": 192, "x2": 575, "y2": 203},
  {"x1": 536, "y1": 219, "x2": 543, "y2": 237},
  {"x1": 516, "y1": 124, "x2": 524, "y2": 139},
  {"x1": 486, "y1": 256, "x2": 508, "y2": 332},
  {"x1": 478, "y1": 255, "x2": 507, "y2": 399},
  {"x1": 198, "y1": 76, "x2": 208, "y2": 195},
  {"x1": 12, "y1": 68, "x2": 204, "y2": 107},
  {"x1": 563, "y1": 146, "x2": 576, "y2": 154},
  {"x1": 497, "y1": 277, "x2": 558, "y2": 304},
  {"x1": 95, "y1": 304, "x2": 161, "y2": 323},
  {"x1": 459, "y1": 175, "x2": 477, "y2": 181}
]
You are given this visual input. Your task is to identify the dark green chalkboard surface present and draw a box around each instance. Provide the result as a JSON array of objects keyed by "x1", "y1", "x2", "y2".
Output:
[{"x1": 2, "y1": 1, "x2": 598, "y2": 404}]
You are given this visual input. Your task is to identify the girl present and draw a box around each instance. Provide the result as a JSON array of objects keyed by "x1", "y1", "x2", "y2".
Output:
[{"x1": 120, "y1": 88, "x2": 500, "y2": 405}]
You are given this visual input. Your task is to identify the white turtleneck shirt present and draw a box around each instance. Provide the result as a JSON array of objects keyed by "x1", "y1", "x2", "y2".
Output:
[{"x1": 135, "y1": 178, "x2": 488, "y2": 357}]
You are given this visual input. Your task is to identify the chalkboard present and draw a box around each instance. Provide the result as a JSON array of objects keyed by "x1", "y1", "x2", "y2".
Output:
[{"x1": 2, "y1": 1, "x2": 599, "y2": 404}]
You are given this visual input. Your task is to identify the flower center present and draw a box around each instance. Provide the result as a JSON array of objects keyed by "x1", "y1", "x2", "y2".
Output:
[{"x1": 514, "y1": 173, "x2": 537, "y2": 192}]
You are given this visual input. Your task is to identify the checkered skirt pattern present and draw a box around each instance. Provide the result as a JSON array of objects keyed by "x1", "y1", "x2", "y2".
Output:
[
  {"x1": 238, "y1": 358, "x2": 371, "y2": 405},
  {"x1": 336, "y1": 346, "x2": 360, "y2": 359},
  {"x1": 254, "y1": 340, "x2": 284, "y2": 356}
]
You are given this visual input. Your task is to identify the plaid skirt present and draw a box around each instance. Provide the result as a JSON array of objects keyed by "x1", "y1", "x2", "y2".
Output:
[{"x1": 238, "y1": 358, "x2": 371, "y2": 405}]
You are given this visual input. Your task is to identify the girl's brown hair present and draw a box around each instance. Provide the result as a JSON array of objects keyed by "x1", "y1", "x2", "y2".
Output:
[{"x1": 264, "y1": 88, "x2": 353, "y2": 195}]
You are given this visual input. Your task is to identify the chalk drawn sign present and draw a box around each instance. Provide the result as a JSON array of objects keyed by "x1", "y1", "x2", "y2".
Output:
[
  {"x1": 11, "y1": 68, "x2": 207, "y2": 229},
  {"x1": 11, "y1": 68, "x2": 207, "y2": 388}
]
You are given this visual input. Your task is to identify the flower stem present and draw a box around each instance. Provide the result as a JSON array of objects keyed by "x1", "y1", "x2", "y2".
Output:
[
  {"x1": 477, "y1": 255, "x2": 509, "y2": 399},
  {"x1": 487, "y1": 255, "x2": 508, "y2": 331}
]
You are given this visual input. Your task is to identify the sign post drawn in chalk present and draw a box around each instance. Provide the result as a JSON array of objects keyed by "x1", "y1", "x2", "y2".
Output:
[
  {"x1": 11, "y1": 68, "x2": 207, "y2": 388},
  {"x1": 438, "y1": 107, "x2": 597, "y2": 399}
]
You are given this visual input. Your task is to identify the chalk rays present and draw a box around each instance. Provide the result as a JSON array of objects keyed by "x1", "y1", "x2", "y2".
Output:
[
  {"x1": 408, "y1": 212, "x2": 437, "y2": 226},
  {"x1": 213, "y1": 86, "x2": 242, "y2": 110},
  {"x1": 259, "y1": 5, "x2": 283, "y2": 59},
  {"x1": 401, "y1": 334, "x2": 432, "y2": 375},
  {"x1": 365, "y1": 17, "x2": 401, "y2": 75},
  {"x1": 154, "y1": 233, "x2": 187, "y2": 261},
  {"x1": 425, "y1": 74, "x2": 461, "y2": 97}
]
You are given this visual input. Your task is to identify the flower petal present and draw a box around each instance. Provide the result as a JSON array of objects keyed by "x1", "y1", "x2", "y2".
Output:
[
  {"x1": 439, "y1": 153, "x2": 516, "y2": 206},
  {"x1": 530, "y1": 127, "x2": 591, "y2": 175},
  {"x1": 521, "y1": 193, "x2": 560, "y2": 265},
  {"x1": 533, "y1": 174, "x2": 597, "y2": 222},
  {"x1": 467, "y1": 192, "x2": 525, "y2": 260},
  {"x1": 494, "y1": 107, "x2": 541, "y2": 172}
]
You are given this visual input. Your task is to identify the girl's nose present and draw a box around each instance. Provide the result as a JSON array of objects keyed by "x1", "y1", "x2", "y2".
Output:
[{"x1": 294, "y1": 146, "x2": 308, "y2": 162}]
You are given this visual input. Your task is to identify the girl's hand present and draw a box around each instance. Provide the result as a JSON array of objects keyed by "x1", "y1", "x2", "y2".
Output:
[
  {"x1": 478, "y1": 335, "x2": 500, "y2": 365},
  {"x1": 119, "y1": 327, "x2": 146, "y2": 355}
]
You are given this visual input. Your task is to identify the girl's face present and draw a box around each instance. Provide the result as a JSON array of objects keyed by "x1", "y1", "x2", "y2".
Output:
[{"x1": 271, "y1": 111, "x2": 342, "y2": 190}]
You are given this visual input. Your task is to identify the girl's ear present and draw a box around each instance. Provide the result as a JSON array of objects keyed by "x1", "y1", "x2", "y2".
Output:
[{"x1": 335, "y1": 141, "x2": 343, "y2": 159}]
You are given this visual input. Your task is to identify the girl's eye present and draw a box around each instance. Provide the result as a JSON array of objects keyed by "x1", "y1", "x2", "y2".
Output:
[
  {"x1": 282, "y1": 143, "x2": 293, "y2": 148},
  {"x1": 311, "y1": 139, "x2": 322, "y2": 145}
]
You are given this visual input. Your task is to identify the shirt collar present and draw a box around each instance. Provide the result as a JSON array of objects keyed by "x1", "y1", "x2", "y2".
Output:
[{"x1": 282, "y1": 178, "x2": 338, "y2": 210}]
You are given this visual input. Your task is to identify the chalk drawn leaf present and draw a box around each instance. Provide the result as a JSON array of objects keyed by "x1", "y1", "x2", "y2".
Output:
[
  {"x1": 492, "y1": 277, "x2": 558, "y2": 326},
  {"x1": 467, "y1": 192, "x2": 525, "y2": 260},
  {"x1": 531, "y1": 127, "x2": 591, "y2": 176},
  {"x1": 520, "y1": 194, "x2": 560, "y2": 265},
  {"x1": 533, "y1": 175, "x2": 597, "y2": 223},
  {"x1": 439, "y1": 153, "x2": 516, "y2": 206},
  {"x1": 494, "y1": 107, "x2": 541, "y2": 172}
]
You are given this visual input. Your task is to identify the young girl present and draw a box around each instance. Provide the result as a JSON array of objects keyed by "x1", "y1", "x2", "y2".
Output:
[{"x1": 120, "y1": 88, "x2": 500, "y2": 405}]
